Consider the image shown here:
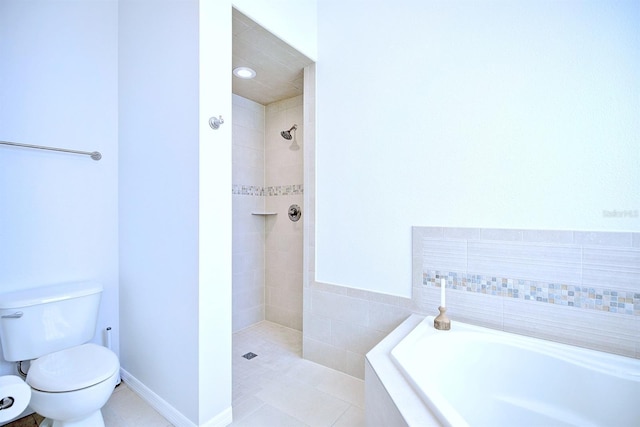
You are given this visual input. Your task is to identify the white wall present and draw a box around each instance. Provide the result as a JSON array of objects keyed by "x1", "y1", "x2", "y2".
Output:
[
  {"x1": 119, "y1": 0, "x2": 232, "y2": 425},
  {"x1": 119, "y1": 0, "x2": 233, "y2": 423},
  {"x1": 198, "y1": 0, "x2": 233, "y2": 423},
  {"x1": 316, "y1": 0, "x2": 640, "y2": 297},
  {"x1": 0, "y1": 0, "x2": 119, "y2": 376}
]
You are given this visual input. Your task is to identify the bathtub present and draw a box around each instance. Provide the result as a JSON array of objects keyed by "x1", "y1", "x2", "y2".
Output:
[{"x1": 365, "y1": 315, "x2": 640, "y2": 427}]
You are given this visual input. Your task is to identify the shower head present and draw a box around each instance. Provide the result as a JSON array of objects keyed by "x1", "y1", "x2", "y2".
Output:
[{"x1": 280, "y1": 125, "x2": 298, "y2": 140}]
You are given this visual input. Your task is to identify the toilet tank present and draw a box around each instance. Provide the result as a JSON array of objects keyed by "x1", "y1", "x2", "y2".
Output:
[{"x1": 0, "y1": 282, "x2": 103, "y2": 362}]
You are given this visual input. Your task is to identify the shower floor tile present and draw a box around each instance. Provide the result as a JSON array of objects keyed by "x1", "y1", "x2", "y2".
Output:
[{"x1": 231, "y1": 321, "x2": 365, "y2": 427}]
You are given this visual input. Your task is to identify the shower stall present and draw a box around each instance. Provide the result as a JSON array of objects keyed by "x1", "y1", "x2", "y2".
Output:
[{"x1": 231, "y1": 9, "x2": 314, "y2": 333}]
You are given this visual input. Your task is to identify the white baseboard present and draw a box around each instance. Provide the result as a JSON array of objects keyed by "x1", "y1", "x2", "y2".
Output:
[
  {"x1": 199, "y1": 407, "x2": 233, "y2": 427},
  {"x1": 119, "y1": 368, "x2": 232, "y2": 427}
]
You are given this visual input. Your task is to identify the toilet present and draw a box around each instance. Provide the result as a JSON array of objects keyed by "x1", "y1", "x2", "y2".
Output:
[{"x1": 0, "y1": 282, "x2": 119, "y2": 427}]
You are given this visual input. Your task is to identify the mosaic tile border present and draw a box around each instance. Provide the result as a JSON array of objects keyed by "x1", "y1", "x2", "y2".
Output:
[
  {"x1": 266, "y1": 185, "x2": 303, "y2": 196},
  {"x1": 423, "y1": 270, "x2": 640, "y2": 316},
  {"x1": 232, "y1": 184, "x2": 303, "y2": 196},
  {"x1": 232, "y1": 185, "x2": 264, "y2": 196}
]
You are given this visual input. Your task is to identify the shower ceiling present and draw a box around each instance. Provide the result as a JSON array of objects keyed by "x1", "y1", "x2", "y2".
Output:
[{"x1": 232, "y1": 8, "x2": 314, "y2": 105}]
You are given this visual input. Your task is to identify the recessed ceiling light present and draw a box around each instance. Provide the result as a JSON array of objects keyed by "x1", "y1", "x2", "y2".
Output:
[{"x1": 233, "y1": 67, "x2": 256, "y2": 79}]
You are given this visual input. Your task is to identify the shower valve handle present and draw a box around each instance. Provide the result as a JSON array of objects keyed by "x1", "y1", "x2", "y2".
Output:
[{"x1": 288, "y1": 205, "x2": 301, "y2": 222}]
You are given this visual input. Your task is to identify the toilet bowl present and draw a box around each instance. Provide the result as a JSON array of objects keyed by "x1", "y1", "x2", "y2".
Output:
[
  {"x1": 27, "y1": 343, "x2": 120, "y2": 427},
  {"x1": 0, "y1": 282, "x2": 120, "y2": 427}
]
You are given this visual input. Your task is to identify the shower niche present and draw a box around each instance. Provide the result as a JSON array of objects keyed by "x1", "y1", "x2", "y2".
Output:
[{"x1": 231, "y1": 8, "x2": 314, "y2": 333}]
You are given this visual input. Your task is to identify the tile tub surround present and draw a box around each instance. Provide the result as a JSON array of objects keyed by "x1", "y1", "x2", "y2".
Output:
[
  {"x1": 303, "y1": 228, "x2": 639, "y2": 381},
  {"x1": 304, "y1": 281, "x2": 418, "y2": 379},
  {"x1": 364, "y1": 315, "x2": 434, "y2": 427},
  {"x1": 424, "y1": 271, "x2": 639, "y2": 315},
  {"x1": 413, "y1": 227, "x2": 640, "y2": 359}
]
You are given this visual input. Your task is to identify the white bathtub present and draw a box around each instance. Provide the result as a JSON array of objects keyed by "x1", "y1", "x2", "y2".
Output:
[{"x1": 365, "y1": 315, "x2": 640, "y2": 427}]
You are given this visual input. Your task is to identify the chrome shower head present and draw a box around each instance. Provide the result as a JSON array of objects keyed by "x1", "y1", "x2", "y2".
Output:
[{"x1": 281, "y1": 124, "x2": 297, "y2": 140}]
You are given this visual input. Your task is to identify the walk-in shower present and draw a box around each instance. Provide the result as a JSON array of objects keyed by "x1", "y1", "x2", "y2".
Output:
[{"x1": 232, "y1": 7, "x2": 314, "y2": 334}]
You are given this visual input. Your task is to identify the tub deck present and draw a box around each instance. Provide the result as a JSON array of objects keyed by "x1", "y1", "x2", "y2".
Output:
[{"x1": 366, "y1": 315, "x2": 640, "y2": 427}]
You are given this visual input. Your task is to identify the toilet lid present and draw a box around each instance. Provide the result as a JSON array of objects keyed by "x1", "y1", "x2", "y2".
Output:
[{"x1": 27, "y1": 343, "x2": 119, "y2": 392}]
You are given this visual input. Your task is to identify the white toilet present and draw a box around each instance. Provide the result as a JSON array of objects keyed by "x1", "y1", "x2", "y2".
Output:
[{"x1": 0, "y1": 282, "x2": 119, "y2": 427}]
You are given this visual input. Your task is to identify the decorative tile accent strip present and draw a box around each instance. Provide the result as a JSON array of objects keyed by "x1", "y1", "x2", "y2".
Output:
[
  {"x1": 232, "y1": 185, "x2": 264, "y2": 196},
  {"x1": 423, "y1": 270, "x2": 640, "y2": 316},
  {"x1": 266, "y1": 184, "x2": 304, "y2": 196},
  {"x1": 232, "y1": 184, "x2": 303, "y2": 196}
]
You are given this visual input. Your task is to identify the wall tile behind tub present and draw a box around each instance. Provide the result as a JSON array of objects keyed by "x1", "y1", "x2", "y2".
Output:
[
  {"x1": 466, "y1": 240, "x2": 582, "y2": 285},
  {"x1": 502, "y1": 297, "x2": 638, "y2": 356},
  {"x1": 413, "y1": 227, "x2": 640, "y2": 358},
  {"x1": 305, "y1": 283, "x2": 415, "y2": 379},
  {"x1": 582, "y1": 246, "x2": 640, "y2": 291}
]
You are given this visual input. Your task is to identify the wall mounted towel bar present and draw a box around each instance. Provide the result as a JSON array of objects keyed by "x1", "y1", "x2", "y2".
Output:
[{"x1": 0, "y1": 140, "x2": 102, "y2": 161}]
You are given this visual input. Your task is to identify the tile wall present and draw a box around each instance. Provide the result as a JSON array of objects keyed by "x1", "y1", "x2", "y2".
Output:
[
  {"x1": 232, "y1": 94, "x2": 304, "y2": 332},
  {"x1": 265, "y1": 95, "x2": 304, "y2": 331},
  {"x1": 304, "y1": 227, "x2": 640, "y2": 379},
  {"x1": 232, "y1": 94, "x2": 266, "y2": 332},
  {"x1": 413, "y1": 227, "x2": 640, "y2": 357}
]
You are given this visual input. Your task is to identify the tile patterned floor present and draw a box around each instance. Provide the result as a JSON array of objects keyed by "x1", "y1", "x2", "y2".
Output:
[
  {"x1": 230, "y1": 322, "x2": 365, "y2": 427},
  {"x1": 4, "y1": 321, "x2": 364, "y2": 427}
]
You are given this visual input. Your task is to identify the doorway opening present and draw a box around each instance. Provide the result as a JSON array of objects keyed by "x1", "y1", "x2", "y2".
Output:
[{"x1": 231, "y1": 8, "x2": 315, "y2": 334}]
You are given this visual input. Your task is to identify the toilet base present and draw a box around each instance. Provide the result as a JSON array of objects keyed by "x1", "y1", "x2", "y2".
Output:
[
  {"x1": 29, "y1": 368, "x2": 118, "y2": 427},
  {"x1": 39, "y1": 410, "x2": 104, "y2": 427}
]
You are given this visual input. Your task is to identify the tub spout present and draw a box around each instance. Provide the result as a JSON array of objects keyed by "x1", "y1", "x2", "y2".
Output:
[{"x1": 434, "y1": 306, "x2": 451, "y2": 330}]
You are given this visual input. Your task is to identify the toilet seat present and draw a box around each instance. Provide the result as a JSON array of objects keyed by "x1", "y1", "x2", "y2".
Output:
[{"x1": 27, "y1": 343, "x2": 119, "y2": 393}]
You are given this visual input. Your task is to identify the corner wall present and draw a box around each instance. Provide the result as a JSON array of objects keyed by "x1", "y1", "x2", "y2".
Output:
[{"x1": 265, "y1": 96, "x2": 304, "y2": 330}]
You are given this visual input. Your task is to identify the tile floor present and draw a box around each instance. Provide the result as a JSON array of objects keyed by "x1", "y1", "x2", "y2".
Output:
[
  {"x1": 230, "y1": 321, "x2": 365, "y2": 427},
  {"x1": 4, "y1": 321, "x2": 365, "y2": 427},
  {"x1": 3, "y1": 381, "x2": 171, "y2": 427}
]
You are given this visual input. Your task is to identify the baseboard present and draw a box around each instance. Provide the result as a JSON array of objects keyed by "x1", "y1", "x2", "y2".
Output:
[
  {"x1": 119, "y1": 368, "x2": 232, "y2": 427},
  {"x1": 200, "y1": 407, "x2": 233, "y2": 427}
]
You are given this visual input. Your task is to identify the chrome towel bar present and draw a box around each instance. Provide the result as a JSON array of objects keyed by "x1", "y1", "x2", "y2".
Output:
[{"x1": 0, "y1": 140, "x2": 102, "y2": 161}]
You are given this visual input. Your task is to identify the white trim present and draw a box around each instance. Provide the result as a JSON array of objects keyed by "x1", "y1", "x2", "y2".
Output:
[
  {"x1": 200, "y1": 407, "x2": 233, "y2": 427},
  {"x1": 120, "y1": 369, "x2": 232, "y2": 427}
]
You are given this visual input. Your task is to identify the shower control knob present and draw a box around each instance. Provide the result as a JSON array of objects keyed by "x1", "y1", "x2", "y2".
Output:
[{"x1": 288, "y1": 204, "x2": 301, "y2": 222}]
